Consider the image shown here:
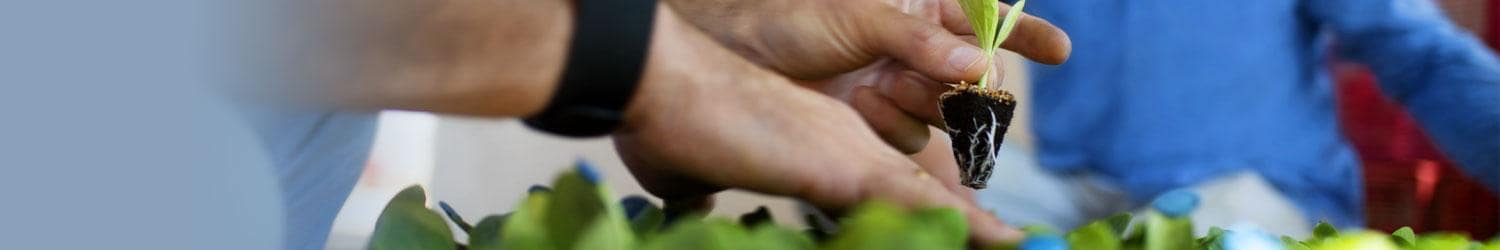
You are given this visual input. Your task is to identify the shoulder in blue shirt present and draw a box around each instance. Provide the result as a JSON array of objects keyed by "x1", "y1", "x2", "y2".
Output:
[{"x1": 1015, "y1": 0, "x2": 1499, "y2": 227}]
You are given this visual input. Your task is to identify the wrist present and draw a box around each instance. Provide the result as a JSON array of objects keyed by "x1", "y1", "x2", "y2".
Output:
[
  {"x1": 622, "y1": 5, "x2": 774, "y2": 132},
  {"x1": 524, "y1": 0, "x2": 658, "y2": 136}
]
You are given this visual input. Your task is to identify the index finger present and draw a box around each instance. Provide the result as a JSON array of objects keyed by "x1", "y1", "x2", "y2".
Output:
[{"x1": 939, "y1": 0, "x2": 1071, "y2": 65}]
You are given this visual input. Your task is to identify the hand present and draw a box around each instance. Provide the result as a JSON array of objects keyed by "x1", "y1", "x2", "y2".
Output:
[
  {"x1": 668, "y1": 0, "x2": 1070, "y2": 153},
  {"x1": 613, "y1": 8, "x2": 1023, "y2": 245}
]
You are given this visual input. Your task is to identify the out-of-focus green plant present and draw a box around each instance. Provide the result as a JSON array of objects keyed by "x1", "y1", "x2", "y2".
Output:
[{"x1": 368, "y1": 162, "x2": 1500, "y2": 250}]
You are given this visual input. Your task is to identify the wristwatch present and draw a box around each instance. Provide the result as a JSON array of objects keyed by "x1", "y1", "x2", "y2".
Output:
[{"x1": 524, "y1": 0, "x2": 658, "y2": 137}]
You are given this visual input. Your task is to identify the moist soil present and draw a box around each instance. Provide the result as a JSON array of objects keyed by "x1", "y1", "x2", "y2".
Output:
[{"x1": 938, "y1": 83, "x2": 1017, "y2": 189}]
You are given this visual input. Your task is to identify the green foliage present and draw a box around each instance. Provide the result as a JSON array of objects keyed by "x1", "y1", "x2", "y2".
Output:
[
  {"x1": 1144, "y1": 212, "x2": 1194, "y2": 250},
  {"x1": 1105, "y1": 212, "x2": 1134, "y2": 235},
  {"x1": 544, "y1": 168, "x2": 630, "y2": 250},
  {"x1": 1195, "y1": 227, "x2": 1224, "y2": 250},
  {"x1": 1315, "y1": 232, "x2": 1398, "y2": 250},
  {"x1": 467, "y1": 216, "x2": 505, "y2": 250},
  {"x1": 368, "y1": 186, "x2": 456, "y2": 250},
  {"x1": 956, "y1": 0, "x2": 1000, "y2": 54},
  {"x1": 821, "y1": 202, "x2": 968, "y2": 250},
  {"x1": 1283, "y1": 235, "x2": 1312, "y2": 250},
  {"x1": 993, "y1": 0, "x2": 1027, "y2": 51},
  {"x1": 1067, "y1": 220, "x2": 1122, "y2": 250},
  {"x1": 1411, "y1": 233, "x2": 1473, "y2": 250},
  {"x1": 1312, "y1": 221, "x2": 1340, "y2": 243},
  {"x1": 1391, "y1": 227, "x2": 1416, "y2": 248},
  {"x1": 955, "y1": 0, "x2": 1027, "y2": 87},
  {"x1": 369, "y1": 164, "x2": 1500, "y2": 250},
  {"x1": 628, "y1": 201, "x2": 666, "y2": 240}
]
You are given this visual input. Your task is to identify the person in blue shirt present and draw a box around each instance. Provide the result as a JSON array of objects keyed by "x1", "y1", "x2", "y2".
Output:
[
  {"x1": 239, "y1": 0, "x2": 1071, "y2": 248},
  {"x1": 970, "y1": 0, "x2": 1500, "y2": 235}
]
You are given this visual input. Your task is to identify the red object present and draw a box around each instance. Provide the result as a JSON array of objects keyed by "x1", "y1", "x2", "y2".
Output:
[
  {"x1": 1490, "y1": 0, "x2": 1499, "y2": 49},
  {"x1": 1336, "y1": 0, "x2": 1500, "y2": 237},
  {"x1": 1336, "y1": 63, "x2": 1500, "y2": 237}
]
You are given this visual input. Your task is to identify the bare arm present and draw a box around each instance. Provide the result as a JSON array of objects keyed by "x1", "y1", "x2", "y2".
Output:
[{"x1": 249, "y1": 0, "x2": 1028, "y2": 244}]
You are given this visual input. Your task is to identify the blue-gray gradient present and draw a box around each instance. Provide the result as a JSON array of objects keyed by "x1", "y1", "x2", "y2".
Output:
[{"x1": 0, "y1": 0, "x2": 286, "y2": 249}]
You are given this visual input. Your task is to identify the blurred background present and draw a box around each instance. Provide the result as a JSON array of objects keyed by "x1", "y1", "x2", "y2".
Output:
[
  {"x1": 1338, "y1": 0, "x2": 1498, "y2": 237},
  {"x1": 323, "y1": 0, "x2": 1500, "y2": 248},
  {"x1": 322, "y1": 53, "x2": 1042, "y2": 250}
]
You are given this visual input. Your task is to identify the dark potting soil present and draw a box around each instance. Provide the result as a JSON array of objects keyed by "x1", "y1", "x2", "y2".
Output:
[{"x1": 938, "y1": 84, "x2": 1016, "y2": 189}]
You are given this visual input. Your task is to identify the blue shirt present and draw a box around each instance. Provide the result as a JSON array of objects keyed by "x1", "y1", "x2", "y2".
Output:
[
  {"x1": 1018, "y1": 0, "x2": 1500, "y2": 227},
  {"x1": 240, "y1": 105, "x2": 378, "y2": 250}
]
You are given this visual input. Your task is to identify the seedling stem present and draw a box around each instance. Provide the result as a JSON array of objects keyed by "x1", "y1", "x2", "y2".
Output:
[{"x1": 957, "y1": 0, "x2": 1027, "y2": 88}]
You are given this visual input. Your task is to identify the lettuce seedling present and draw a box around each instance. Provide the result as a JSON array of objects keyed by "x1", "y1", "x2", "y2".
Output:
[{"x1": 940, "y1": 0, "x2": 1027, "y2": 189}]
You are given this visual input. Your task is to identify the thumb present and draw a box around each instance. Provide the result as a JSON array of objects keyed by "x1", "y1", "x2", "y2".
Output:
[{"x1": 857, "y1": 6, "x2": 991, "y2": 83}]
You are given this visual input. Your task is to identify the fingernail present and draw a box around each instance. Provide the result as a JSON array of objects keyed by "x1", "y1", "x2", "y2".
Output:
[{"x1": 946, "y1": 46, "x2": 985, "y2": 74}]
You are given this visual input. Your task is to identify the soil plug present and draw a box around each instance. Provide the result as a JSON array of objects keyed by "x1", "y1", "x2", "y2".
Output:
[{"x1": 942, "y1": 0, "x2": 1026, "y2": 189}]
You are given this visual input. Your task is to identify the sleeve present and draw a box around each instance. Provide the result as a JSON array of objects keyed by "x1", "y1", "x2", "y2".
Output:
[{"x1": 1302, "y1": 0, "x2": 1500, "y2": 192}]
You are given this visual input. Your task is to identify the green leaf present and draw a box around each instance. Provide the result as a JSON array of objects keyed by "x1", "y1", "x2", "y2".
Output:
[
  {"x1": 1122, "y1": 221, "x2": 1148, "y2": 250},
  {"x1": 1390, "y1": 227, "x2": 1416, "y2": 248},
  {"x1": 821, "y1": 201, "x2": 962, "y2": 250},
  {"x1": 467, "y1": 216, "x2": 505, "y2": 250},
  {"x1": 1482, "y1": 237, "x2": 1500, "y2": 250},
  {"x1": 639, "y1": 219, "x2": 745, "y2": 250},
  {"x1": 1020, "y1": 225, "x2": 1061, "y2": 236},
  {"x1": 498, "y1": 190, "x2": 554, "y2": 250},
  {"x1": 994, "y1": 0, "x2": 1028, "y2": 49},
  {"x1": 1067, "y1": 221, "x2": 1122, "y2": 250},
  {"x1": 821, "y1": 202, "x2": 907, "y2": 250},
  {"x1": 746, "y1": 224, "x2": 815, "y2": 250},
  {"x1": 629, "y1": 201, "x2": 666, "y2": 240},
  {"x1": 439, "y1": 201, "x2": 474, "y2": 233},
  {"x1": 1143, "y1": 212, "x2": 1193, "y2": 250},
  {"x1": 1282, "y1": 236, "x2": 1311, "y2": 250},
  {"x1": 544, "y1": 169, "x2": 626, "y2": 250},
  {"x1": 956, "y1": 0, "x2": 1027, "y2": 87},
  {"x1": 1412, "y1": 233, "x2": 1474, "y2": 250},
  {"x1": 1316, "y1": 232, "x2": 1397, "y2": 250},
  {"x1": 1196, "y1": 227, "x2": 1224, "y2": 250},
  {"x1": 1105, "y1": 213, "x2": 1134, "y2": 236},
  {"x1": 956, "y1": 0, "x2": 1000, "y2": 52},
  {"x1": 368, "y1": 185, "x2": 457, "y2": 250},
  {"x1": 1312, "y1": 221, "x2": 1339, "y2": 241},
  {"x1": 571, "y1": 215, "x2": 636, "y2": 250},
  {"x1": 911, "y1": 207, "x2": 969, "y2": 250}
]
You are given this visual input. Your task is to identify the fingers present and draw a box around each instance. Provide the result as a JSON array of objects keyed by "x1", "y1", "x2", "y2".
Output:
[
  {"x1": 860, "y1": 5, "x2": 992, "y2": 83},
  {"x1": 939, "y1": 0, "x2": 1072, "y2": 65},
  {"x1": 614, "y1": 137, "x2": 729, "y2": 200},
  {"x1": 850, "y1": 86, "x2": 931, "y2": 154},
  {"x1": 663, "y1": 195, "x2": 716, "y2": 214},
  {"x1": 909, "y1": 128, "x2": 974, "y2": 198},
  {"x1": 875, "y1": 70, "x2": 952, "y2": 127}
]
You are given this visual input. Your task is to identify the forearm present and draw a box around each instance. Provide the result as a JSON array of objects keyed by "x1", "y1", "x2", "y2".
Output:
[{"x1": 286, "y1": 0, "x2": 572, "y2": 117}]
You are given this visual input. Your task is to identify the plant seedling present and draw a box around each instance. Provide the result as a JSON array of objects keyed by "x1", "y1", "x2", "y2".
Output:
[{"x1": 941, "y1": 0, "x2": 1027, "y2": 189}]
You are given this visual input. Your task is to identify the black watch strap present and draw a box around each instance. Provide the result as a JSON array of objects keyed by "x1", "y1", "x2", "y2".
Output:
[{"x1": 524, "y1": 0, "x2": 658, "y2": 137}]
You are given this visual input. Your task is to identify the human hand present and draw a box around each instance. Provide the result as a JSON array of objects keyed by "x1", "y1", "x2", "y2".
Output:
[
  {"x1": 668, "y1": 0, "x2": 1070, "y2": 153},
  {"x1": 613, "y1": 7, "x2": 1023, "y2": 245}
]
